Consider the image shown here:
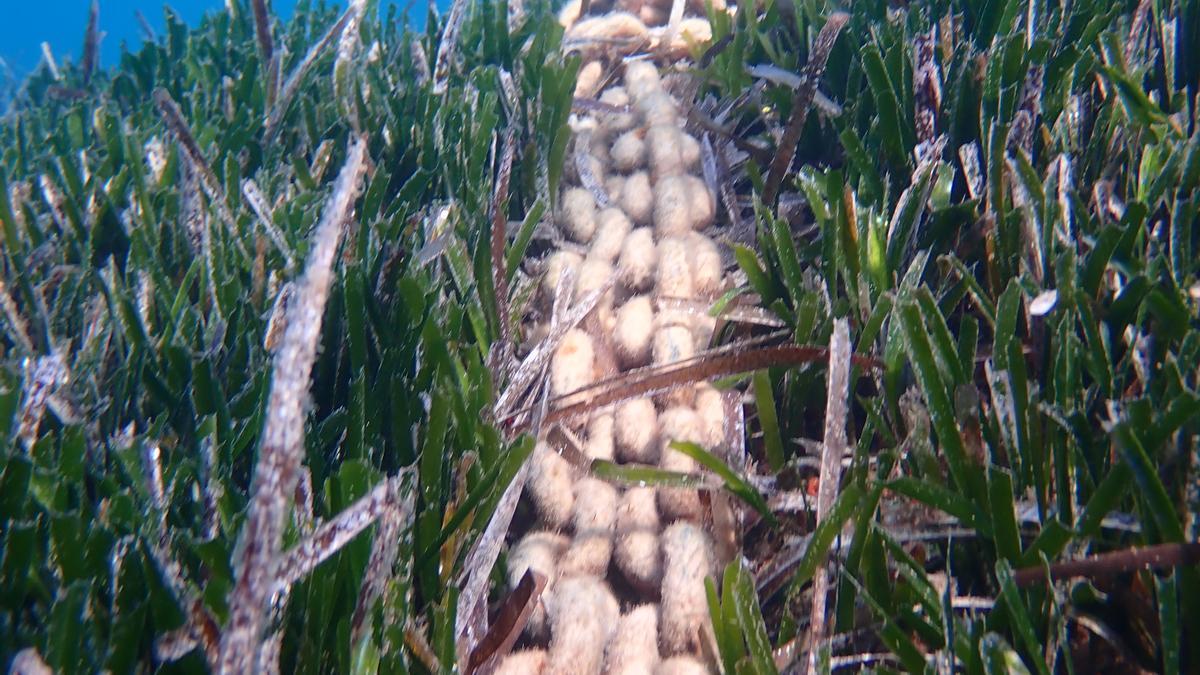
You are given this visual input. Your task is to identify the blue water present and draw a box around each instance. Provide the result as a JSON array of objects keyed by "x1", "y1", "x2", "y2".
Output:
[{"x1": 0, "y1": 1, "x2": 420, "y2": 81}]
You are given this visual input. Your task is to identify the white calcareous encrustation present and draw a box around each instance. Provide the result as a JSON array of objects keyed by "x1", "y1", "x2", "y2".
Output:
[{"x1": 499, "y1": 2, "x2": 735, "y2": 670}]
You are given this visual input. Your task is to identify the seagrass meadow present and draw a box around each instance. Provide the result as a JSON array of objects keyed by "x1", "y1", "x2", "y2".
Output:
[{"x1": 1, "y1": 0, "x2": 1199, "y2": 672}]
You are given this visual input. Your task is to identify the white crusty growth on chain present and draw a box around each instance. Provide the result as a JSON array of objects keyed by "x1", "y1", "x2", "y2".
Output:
[{"x1": 499, "y1": 1, "x2": 734, "y2": 668}]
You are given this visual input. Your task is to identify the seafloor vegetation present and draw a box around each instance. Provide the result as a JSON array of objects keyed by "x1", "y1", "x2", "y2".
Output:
[
  {"x1": 0, "y1": 0, "x2": 1197, "y2": 672},
  {"x1": 0, "y1": 60, "x2": 16, "y2": 115}
]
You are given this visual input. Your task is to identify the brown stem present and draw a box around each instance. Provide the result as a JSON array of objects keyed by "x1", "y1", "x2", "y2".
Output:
[
  {"x1": 763, "y1": 12, "x2": 850, "y2": 205},
  {"x1": 467, "y1": 571, "x2": 548, "y2": 674},
  {"x1": 503, "y1": 343, "x2": 879, "y2": 432},
  {"x1": 1012, "y1": 542, "x2": 1200, "y2": 587}
]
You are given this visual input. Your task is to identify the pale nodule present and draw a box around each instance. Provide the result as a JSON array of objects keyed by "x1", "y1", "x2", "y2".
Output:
[{"x1": 499, "y1": 11, "x2": 731, "y2": 666}]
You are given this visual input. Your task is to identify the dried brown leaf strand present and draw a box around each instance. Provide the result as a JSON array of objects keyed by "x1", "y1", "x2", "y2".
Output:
[
  {"x1": 524, "y1": 343, "x2": 877, "y2": 431},
  {"x1": 958, "y1": 142, "x2": 984, "y2": 201},
  {"x1": 1012, "y1": 542, "x2": 1200, "y2": 587},
  {"x1": 265, "y1": 6, "x2": 356, "y2": 136},
  {"x1": 763, "y1": 12, "x2": 850, "y2": 204},
  {"x1": 152, "y1": 88, "x2": 245, "y2": 257},
  {"x1": 135, "y1": 9, "x2": 156, "y2": 40},
  {"x1": 81, "y1": 1, "x2": 100, "y2": 86},
  {"x1": 493, "y1": 270, "x2": 610, "y2": 420},
  {"x1": 912, "y1": 28, "x2": 942, "y2": 164},
  {"x1": 492, "y1": 129, "x2": 517, "y2": 352},
  {"x1": 467, "y1": 571, "x2": 548, "y2": 674},
  {"x1": 333, "y1": 0, "x2": 366, "y2": 126},
  {"x1": 251, "y1": 0, "x2": 275, "y2": 74},
  {"x1": 242, "y1": 179, "x2": 295, "y2": 269},
  {"x1": 433, "y1": 0, "x2": 469, "y2": 94},
  {"x1": 155, "y1": 598, "x2": 222, "y2": 669},
  {"x1": 0, "y1": 280, "x2": 34, "y2": 353},
  {"x1": 571, "y1": 97, "x2": 632, "y2": 116}
]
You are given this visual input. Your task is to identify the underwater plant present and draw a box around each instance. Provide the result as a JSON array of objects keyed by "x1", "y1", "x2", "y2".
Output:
[
  {"x1": 0, "y1": 58, "x2": 15, "y2": 116},
  {"x1": 1, "y1": 0, "x2": 1199, "y2": 672}
]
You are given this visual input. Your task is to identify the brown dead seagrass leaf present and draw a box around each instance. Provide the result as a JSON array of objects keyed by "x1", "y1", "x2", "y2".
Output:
[
  {"x1": 763, "y1": 11, "x2": 850, "y2": 204},
  {"x1": 912, "y1": 28, "x2": 942, "y2": 164},
  {"x1": 350, "y1": 475, "x2": 411, "y2": 645},
  {"x1": 548, "y1": 423, "x2": 593, "y2": 470},
  {"x1": 406, "y1": 622, "x2": 443, "y2": 673},
  {"x1": 576, "y1": 136, "x2": 612, "y2": 208},
  {"x1": 698, "y1": 33, "x2": 733, "y2": 68},
  {"x1": 81, "y1": 1, "x2": 101, "y2": 86},
  {"x1": 251, "y1": 0, "x2": 275, "y2": 67},
  {"x1": 1012, "y1": 542, "x2": 1200, "y2": 587},
  {"x1": 242, "y1": 179, "x2": 295, "y2": 270},
  {"x1": 219, "y1": 137, "x2": 370, "y2": 674},
  {"x1": 701, "y1": 133, "x2": 751, "y2": 243},
  {"x1": 504, "y1": 342, "x2": 880, "y2": 433},
  {"x1": 432, "y1": 0, "x2": 469, "y2": 94},
  {"x1": 152, "y1": 89, "x2": 244, "y2": 257},
  {"x1": 265, "y1": 6, "x2": 356, "y2": 137},
  {"x1": 467, "y1": 571, "x2": 549, "y2": 674},
  {"x1": 687, "y1": 101, "x2": 773, "y2": 166},
  {"x1": 491, "y1": 127, "x2": 517, "y2": 355},
  {"x1": 274, "y1": 472, "x2": 411, "y2": 591}
]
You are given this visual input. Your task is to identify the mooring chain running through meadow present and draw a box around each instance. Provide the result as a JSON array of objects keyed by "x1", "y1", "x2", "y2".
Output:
[{"x1": 487, "y1": 1, "x2": 747, "y2": 671}]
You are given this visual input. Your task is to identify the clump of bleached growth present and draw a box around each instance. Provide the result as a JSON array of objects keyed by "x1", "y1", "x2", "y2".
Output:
[
  {"x1": 499, "y1": 29, "x2": 733, "y2": 672},
  {"x1": 557, "y1": 0, "x2": 724, "y2": 63}
]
